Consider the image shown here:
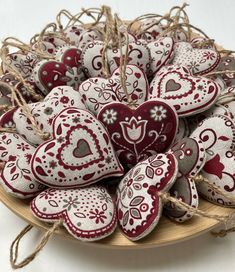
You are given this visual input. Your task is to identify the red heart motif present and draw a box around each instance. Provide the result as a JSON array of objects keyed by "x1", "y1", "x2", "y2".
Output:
[
  {"x1": 33, "y1": 46, "x2": 86, "y2": 95},
  {"x1": 97, "y1": 99, "x2": 178, "y2": 168},
  {"x1": 149, "y1": 65, "x2": 220, "y2": 116}
]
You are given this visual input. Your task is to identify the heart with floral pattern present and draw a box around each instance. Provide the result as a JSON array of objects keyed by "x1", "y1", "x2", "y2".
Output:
[
  {"x1": 0, "y1": 133, "x2": 44, "y2": 198},
  {"x1": 79, "y1": 65, "x2": 149, "y2": 115},
  {"x1": 165, "y1": 137, "x2": 206, "y2": 222},
  {"x1": 64, "y1": 25, "x2": 86, "y2": 46},
  {"x1": 97, "y1": 99, "x2": 178, "y2": 169},
  {"x1": 191, "y1": 114, "x2": 235, "y2": 206},
  {"x1": 31, "y1": 107, "x2": 124, "y2": 188},
  {"x1": 81, "y1": 40, "x2": 150, "y2": 78},
  {"x1": 12, "y1": 86, "x2": 86, "y2": 145},
  {"x1": 31, "y1": 185, "x2": 117, "y2": 241},
  {"x1": 117, "y1": 152, "x2": 178, "y2": 241},
  {"x1": 147, "y1": 37, "x2": 174, "y2": 76},
  {"x1": 172, "y1": 42, "x2": 220, "y2": 75},
  {"x1": 33, "y1": 45, "x2": 86, "y2": 95},
  {"x1": 149, "y1": 65, "x2": 220, "y2": 116}
]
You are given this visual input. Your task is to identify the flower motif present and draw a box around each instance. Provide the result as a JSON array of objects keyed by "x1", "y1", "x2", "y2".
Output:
[
  {"x1": 89, "y1": 209, "x2": 107, "y2": 224},
  {"x1": 97, "y1": 192, "x2": 112, "y2": 203},
  {"x1": 120, "y1": 117, "x2": 147, "y2": 144},
  {"x1": 44, "y1": 107, "x2": 53, "y2": 115},
  {"x1": 65, "y1": 67, "x2": 82, "y2": 90},
  {"x1": 62, "y1": 196, "x2": 80, "y2": 211},
  {"x1": 16, "y1": 143, "x2": 30, "y2": 152},
  {"x1": 188, "y1": 61, "x2": 200, "y2": 73},
  {"x1": 39, "y1": 189, "x2": 56, "y2": 199},
  {"x1": 49, "y1": 160, "x2": 57, "y2": 169},
  {"x1": 150, "y1": 105, "x2": 167, "y2": 122},
  {"x1": 203, "y1": 51, "x2": 216, "y2": 60},
  {"x1": 102, "y1": 109, "x2": 117, "y2": 125},
  {"x1": 60, "y1": 96, "x2": 70, "y2": 104},
  {"x1": 3, "y1": 121, "x2": 16, "y2": 128}
]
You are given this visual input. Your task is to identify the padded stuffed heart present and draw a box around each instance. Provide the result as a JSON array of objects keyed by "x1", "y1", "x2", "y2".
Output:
[
  {"x1": 117, "y1": 153, "x2": 178, "y2": 241},
  {"x1": 216, "y1": 56, "x2": 235, "y2": 87},
  {"x1": 0, "y1": 133, "x2": 44, "y2": 198},
  {"x1": 136, "y1": 18, "x2": 163, "y2": 42},
  {"x1": 13, "y1": 86, "x2": 86, "y2": 145},
  {"x1": 31, "y1": 185, "x2": 117, "y2": 241},
  {"x1": 149, "y1": 65, "x2": 220, "y2": 116},
  {"x1": 33, "y1": 46, "x2": 85, "y2": 95},
  {"x1": 191, "y1": 114, "x2": 235, "y2": 206},
  {"x1": 165, "y1": 137, "x2": 206, "y2": 222},
  {"x1": 147, "y1": 37, "x2": 174, "y2": 75},
  {"x1": 172, "y1": 42, "x2": 220, "y2": 75},
  {"x1": 97, "y1": 99, "x2": 178, "y2": 168},
  {"x1": 79, "y1": 65, "x2": 149, "y2": 115},
  {"x1": 31, "y1": 107, "x2": 124, "y2": 188},
  {"x1": 81, "y1": 40, "x2": 150, "y2": 78}
]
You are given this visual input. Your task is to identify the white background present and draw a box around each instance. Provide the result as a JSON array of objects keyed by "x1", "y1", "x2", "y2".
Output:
[{"x1": 0, "y1": 0, "x2": 235, "y2": 271}]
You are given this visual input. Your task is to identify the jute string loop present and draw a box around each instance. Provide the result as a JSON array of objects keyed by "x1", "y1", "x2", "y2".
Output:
[{"x1": 10, "y1": 220, "x2": 63, "y2": 270}]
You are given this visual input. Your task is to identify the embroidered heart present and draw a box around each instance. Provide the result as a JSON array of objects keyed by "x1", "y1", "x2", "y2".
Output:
[
  {"x1": 13, "y1": 86, "x2": 86, "y2": 145},
  {"x1": 64, "y1": 25, "x2": 86, "y2": 45},
  {"x1": 172, "y1": 42, "x2": 220, "y2": 75},
  {"x1": 117, "y1": 153, "x2": 178, "y2": 241},
  {"x1": 216, "y1": 56, "x2": 235, "y2": 87},
  {"x1": 79, "y1": 64, "x2": 149, "y2": 115},
  {"x1": 147, "y1": 37, "x2": 174, "y2": 75},
  {"x1": 136, "y1": 18, "x2": 163, "y2": 42},
  {"x1": 31, "y1": 185, "x2": 117, "y2": 241},
  {"x1": 149, "y1": 65, "x2": 220, "y2": 116},
  {"x1": 0, "y1": 133, "x2": 44, "y2": 198},
  {"x1": 33, "y1": 46, "x2": 86, "y2": 95},
  {"x1": 31, "y1": 107, "x2": 124, "y2": 188},
  {"x1": 81, "y1": 40, "x2": 150, "y2": 78},
  {"x1": 191, "y1": 114, "x2": 235, "y2": 206},
  {"x1": 165, "y1": 137, "x2": 206, "y2": 222},
  {"x1": 97, "y1": 99, "x2": 178, "y2": 168},
  {"x1": 32, "y1": 41, "x2": 56, "y2": 55}
]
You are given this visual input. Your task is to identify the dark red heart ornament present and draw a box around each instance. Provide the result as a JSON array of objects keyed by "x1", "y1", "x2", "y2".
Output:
[{"x1": 97, "y1": 99, "x2": 178, "y2": 168}]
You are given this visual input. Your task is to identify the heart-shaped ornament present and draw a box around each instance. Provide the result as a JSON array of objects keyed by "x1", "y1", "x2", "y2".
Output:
[
  {"x1": 31, "y1": 185, "x2": 117, "y2": 241},
  {"x1": 216, "y1": 56, "x2": 235, "y2": 87},
  {"x1": 147, "y1": 37, "x2": 174, "y2": 76},
  {"x1": 31, "y1": 107, "x2": 124, "y2": 188},
  {"x1": 13, "y1": 86, "x2": 86, "y2": 145},
  {"x1": 33, "y1": 46, "x2": 85, "y2": 95},
  {"x1": 149, "y1": 65, "x2": 220, "y2": 116},
  {"x1": 64, "y1": 25, "x2": 85, "y2": 45},
  {"x1": 117, "y1": 153, "x2": 178, "y2": 241},
  {"x1": 172, "y1": 42, "x2": 220, "y2": 75},
  {"x1": 81, "y1": 40, "x2": 150, "y2": 78},
  {"x1": 191, "y1": 114, "x2": 235, "y2": 206},
  {"x1": 0, "y1": 133, "x2": 44, "y2": 198},
  {"x1": 97, "y1": 99, "x2": 178, "y2": 168},
  {"x1": 165, "y1": 137, "x2": 206, "y2": 222},
  {"x1": 136, "y1": 18, "x2": 163, "y2": 42},
  {"x1": 79, "y1": 65, "x2": 149, "y2": 115}
]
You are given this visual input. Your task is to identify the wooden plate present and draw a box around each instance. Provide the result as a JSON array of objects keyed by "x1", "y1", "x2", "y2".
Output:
[{"x1": 0, "y1": 185, "x2": 233, "y2": 248}]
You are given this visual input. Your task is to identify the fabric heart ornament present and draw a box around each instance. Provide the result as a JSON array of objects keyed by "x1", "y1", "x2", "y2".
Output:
[
  {"x1": 191, "y1": 114, "x2": 235, "y2": 206},
  {"x1": 13, "y1": 86, "x2": 86, "y2": 145},
  {"x1": 32, "y1": 41, "x2": 56, "y2": 55},
  {"x1": 42, "y1": 34, "x2": 66, "y2": 48},
  {"x1": 81, "y1": 40, "x2": 150, "y2": 78},
  {"x1": 97, "y1": 99, "x2": 178, "y2": 168},
  {"x1": 31, "y1": 185, "x2": 117, "y2": 241},
  {"x1": 0, "y1": 133, "x2": 44, "y2": 198},
  {"x1": 33, "y1": 45, "x2": 86, "y2": 95},
  {"x1": 164, "y1": 137, "x2": 206, "y2": 222},
  {"x1": 3, "y1": 51, "x2": 41, "y2": 79},
  {"x1": 117, "y1": 153, "x2": 178, "y2": 241},
  {"x1": 147, "y1": 37, "x2": 174, "y2": 76},
  {"x1": 136, "y1": 18, "x2": 163, "y2": 42},
  {"x1": 172, "y1": 42, "x2": 220, "y2": 75},
  {"x1": 64, "y1": 25, "x2": 85, "y2": 46},
  {"x1": 165, "y1": 29, "x2": 188, "y2": 42},
  {"x1": 78, "y1": 29, "x2": 103, "y2": 49},
  {"x1": 31, "y1": 107, "x2": 124, "y2": 188},
  {"x1": 191, "y1": 37, "x2": 216, "y2": 50},
  {"x1": 79, "y1": 64, "x2": 149, "y2": 115},
  {"x1": 149, "y1": 65, "x2": 220, "y2": 116},
  {"x1": 216, "y1": 56, "x2": 235, "y2": 87}
]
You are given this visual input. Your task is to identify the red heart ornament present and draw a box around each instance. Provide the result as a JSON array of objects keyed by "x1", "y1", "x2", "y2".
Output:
[
  {"x1": 33, "y1": 46, "x2": 86, "y2": 95},
  {"x1": 31, "y1": 107, "x2": 124, "y2": 188},
  {"x1": 79, "y1": 65, "x2": 149, "y2": 115},
  {"x1": 97, "y1": 99, "x2": 178, "y2": 168},
  {"x1": 149, "y1": 65, "x2": 220, "y2": 117},
  {"x1": 117, "y1": 153, "x2": 178, "y2": 241},
  {"x1": 31, "y1": 185, "x2": 117, "y2": 241},
  {"x1": 172, "y1": 42, "x2": 220, "y2": 75}
]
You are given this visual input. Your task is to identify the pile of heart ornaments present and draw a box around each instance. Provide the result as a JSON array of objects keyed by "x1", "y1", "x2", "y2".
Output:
[{"x1": 1, "y1": 9, "x2": 235, "y2": 243}]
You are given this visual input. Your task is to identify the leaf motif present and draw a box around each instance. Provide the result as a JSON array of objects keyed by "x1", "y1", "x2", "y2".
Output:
[
  {"x1": 218, "y1": 136, "x2": 229, "y2": 141},
  {"x1": 23, "y1": 175, "x2": 32, "y2": 181},
  {"x1": 22, "y1": 168, "x2": 31, "y2": 174},
  {"x1": 150, "y1": 160, "x2": 165, "y2": 167},
  {"x1": 7, "y1": 162, "x2": 15, "y2": 168},
  {"x1": 130, "y1": 196, "x2": 144, "y2": 206},
  {"x1": 10, "y1": 166, "x2": 16, "y2": 174},
  {"x1": 130, "y1": 208, "x2": 142, "y2": 219},
  {"x1": 102, "y1": 203, "x2": 107, "y2": 211},
  {"x1": 11, "y1": 173, "x2": 19, "y2": 181},
  {"x1": 48, "y1": 200, "x2": 59, "y2": 207},
  {"x1": 74, "y1": 212, "x2": 86, "y2": 218},
  {"x1": 123, "y1": 211, "x2": 129, "y2": 226},
  {"x1": 146, "y1": 166, "x2": 154, "y2": 179}
]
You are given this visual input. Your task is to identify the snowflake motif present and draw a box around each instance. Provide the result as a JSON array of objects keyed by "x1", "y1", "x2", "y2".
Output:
[
  {"x1": 16, "y1": 143, "x2": 30, "y2": 152},
  {"x1": 89, "y1": 209, "x2": 107, "y2": 224},
  {"x1": 62, "y1": 196, "x2": 80, "y2": 211},
  {"x1": 57, "y1": 136, "x2": 65, "y2": 143},
  {"x1": 72, "y1": 116, "x2": 80, "y2": 123},
  {"x1": 49, "y1": 160, "x2": 57, "y2": 169},
  {"x1": 188, "y1": 61, "x2": 200, "y2": 73},
  {"x1": 150, "y1": 105, "x2": 167, "y2": 121},
  {"x1": 102, "y1": 109, "x2": 117, "y2": 124},
  {"x1": 39, "y1": 189, "x2": 56, "y2": 199},
  {"x1": 105, "y1": 156, "x2": 112, "y2": 164},
  {"x1": 65, "y1": 67, "x2": 82, "y2": 89},
  {"x1": 97, "y1": 192, "x2": 112, "y2": 203}
]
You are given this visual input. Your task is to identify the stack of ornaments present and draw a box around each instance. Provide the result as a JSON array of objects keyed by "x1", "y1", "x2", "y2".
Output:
[{"x1": 0, "y1": 4, "x2": 235, "y2": 242}]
